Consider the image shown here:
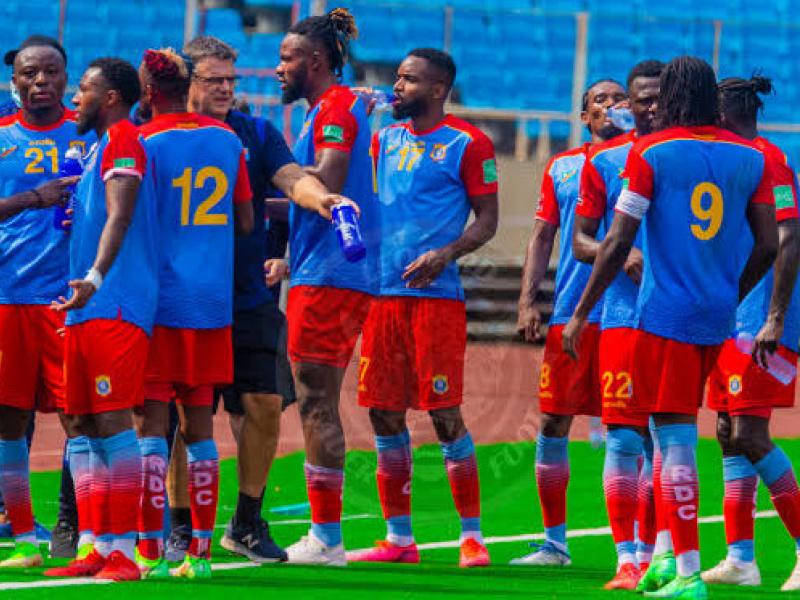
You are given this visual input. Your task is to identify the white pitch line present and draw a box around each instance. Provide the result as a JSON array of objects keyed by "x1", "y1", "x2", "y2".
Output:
[
  {"x1": 214, "y1": 513, "x2": 379, "y2": 529},
  {"x1": 0, "y1": 510, "x2": 781, "y2": 592}
]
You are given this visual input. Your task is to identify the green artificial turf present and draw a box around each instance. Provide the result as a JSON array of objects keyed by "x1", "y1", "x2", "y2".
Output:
[{"x1": 1, "y1": 439, "x2": 797, "y2": 598}]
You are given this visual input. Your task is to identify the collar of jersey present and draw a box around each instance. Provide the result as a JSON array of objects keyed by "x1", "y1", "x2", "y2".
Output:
[
  {"x1": 404, "y1": 114, "x2": 454, "y2": 137},
  {"x1": 15, "y1": 106, "x2": 71, "y2": 132}
]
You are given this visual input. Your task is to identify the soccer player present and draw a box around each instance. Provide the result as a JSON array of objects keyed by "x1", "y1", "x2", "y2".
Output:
[
  {"x1": 572, "y1": 59, "x2": 663, "y2": 589},
  {"x1": 183, "y1": 34, "x2": 352, "y2": 562},
  {"x1": 0, "y1": 34, "x2": 90, "y2": 568},
  {"x1": 133, "y1": 48, "x2": 253, "y2": 580},
  {"x1": 349, "y1": 48, "x2": 497, "y2": 568},
  {"x1": 43, "y1": 57, "x2": 152, "y2": 581},
  {"x1": 276, "y1": 8, "x2": 378, "y2": 565},
  {"x1": 562, "y1": 56, "x2": 782, "y2": 599},
  {"x1": 702, "y1": 75, "x2": 800, "y2": 591},
  {"x1": 512, "y1": 78, "x2": 626, "y2": 566}
]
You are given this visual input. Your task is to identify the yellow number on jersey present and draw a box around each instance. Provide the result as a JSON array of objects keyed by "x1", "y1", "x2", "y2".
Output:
[
  {"x1": 397, "y1": 142, "x2": 425, "y2": 171},
  {"x1": 690, "y1": 182, "x2": 723, "y2": 241},
  {"x1": 172, "y1": 166, "x2": 230, "y2": 226},
  {"x1": 24, "y1": 147, "x2": 59, "y2": 175}
]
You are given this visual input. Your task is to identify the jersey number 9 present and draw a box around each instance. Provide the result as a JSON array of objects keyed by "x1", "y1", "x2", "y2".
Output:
[
  {"x1": 172, "y1": 166, "x2": 229, "y2": 226},
  {"x1": 690, "y1": 182, "x2": 723, "y2": 241}
]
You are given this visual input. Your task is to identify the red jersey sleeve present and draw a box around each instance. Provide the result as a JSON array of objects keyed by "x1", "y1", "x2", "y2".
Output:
[
  {"x1": 765, "y1": 152, "x2": 800, "y2": 222},
  {"x1": 233, "y1": 149, "x2": 252, "y2": 205},
  {"x1": 313, "y1": 96, "x2": 359, "y2": 153},
  {"x1": 535, "y1": 158, "x2": 559, "y2": 225},
  {"x1": 749, "y1": 151, "x2": 779, "y2": 210},
  {"x1": 459, "y1": 131, "x2": 499, "y2": 197},
  {"x1": 576, "y1": 157, "x2": 606, "y2": 219},
  {"x1": 100, "y1": 121, "x2": 146, "y2": 181},
  {"x1": 622, "y1": 146, "x2": 654, "y2": 201}
]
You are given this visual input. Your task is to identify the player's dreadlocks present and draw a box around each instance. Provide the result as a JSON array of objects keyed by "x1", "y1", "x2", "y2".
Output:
[
  {"x1": 288, "y1": 7, "x2": 358, "y2": 78},
  {"x1": 657, "y1": 56, "x2": 719, "y2": 128},
  {"x1": 719, "y1": 75, "x2": 773, "y2": 128},
  {"x1": 141, "y1": 48, "x2": 193, "y2": 100}
]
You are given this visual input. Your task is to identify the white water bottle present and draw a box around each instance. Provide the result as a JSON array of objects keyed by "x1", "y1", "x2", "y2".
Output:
[
  {"x1": 735, "y1": 332, "x2": 797, "y2": 385},
  {"x1": 608, "y1": 106, "x2": 635, "y2": 131}
]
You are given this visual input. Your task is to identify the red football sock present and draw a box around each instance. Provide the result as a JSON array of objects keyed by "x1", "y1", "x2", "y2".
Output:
[
  {"x1": 137, "y1": 438, "x2": 168, "y2": 561},
  {"x1": 305, "y1": 463, "x2": 344, "y2": 525},
  {"x1": 187, "y1": 440, "x2": 219, "y2": 559},
  {"x1": 376, "y1": 435, "x2": 412, "y2": 520},
  {"x1": 723, "y1": 473, "x2": 757, "y2": 547}
]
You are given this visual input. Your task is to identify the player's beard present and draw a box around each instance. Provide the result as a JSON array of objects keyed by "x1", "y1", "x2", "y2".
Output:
[
  {"x1": 77, "y1": 104, "x2": 100, "y2": 136},
  {"x1": 392, "y1": 97, "x2": 425, "y2": 120},
  {"x1": 280, "y1": 71, "x2": 306, "y2": 105},
  {"x1": 598, "y1": 122, "x2": 623, "y2": 141}
]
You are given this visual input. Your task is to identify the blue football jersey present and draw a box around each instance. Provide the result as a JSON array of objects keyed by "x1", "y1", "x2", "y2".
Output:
[
  {"x1": 67, "y1": 120, "x2": 159, "y2": 334},
  {"x1": 578, "y1": 131, "x2": 641, "y2": 330},
  {"x1": 372, "y1": 115, "x2": 498, "y2": 299},
  {"x1": 0, "y1": 109, "x2": 94, "y2": 304},
  {"x1": 290, "y1": 85, "x2": 378, "y2": 295},
  {"x1": 138, "y1": 113, "x2": 251, "y2": 329},
  {"x1": 620, "y1": 126, "x2": 774, "y2": 345},
  {"x1": 537, "y1": 144, "x2": 602, "y2": 325}
]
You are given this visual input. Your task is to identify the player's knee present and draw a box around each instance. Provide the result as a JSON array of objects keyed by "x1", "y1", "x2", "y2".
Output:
[
  {"x1": 243, "y1": 393, "x2": 282, "y2": 427},
  {"x1": 368, "y1": 408, "x2": 406, "y2": 435},
  {"x1": 715, "y1": 413, "x2": 734, "y2": 453},
  {"x1": 429, "y1": 407, "x2": 466, "y2": 443},
  {"x1": 0, "y1": 406, "x2": 31, "y2": 439},
  {"x1": 540, "y1": 413, "x2": 571, "y2": 438},
  {"x1": 730, "y1": 427, "x2": 773, "y2": 463}
]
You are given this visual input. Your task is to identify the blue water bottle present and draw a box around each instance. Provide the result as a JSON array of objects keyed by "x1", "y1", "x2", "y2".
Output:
[
  {"x1": 608, "y1": 106, "x2": 635, "y2": 132},
  {"x1": 331, "y1": 202, "x2": 366, "y2": 262},
  {"x1": 355, "y1": 89, "x2": 396, "y2": 109},
  {"x1": 54, "y1": 146, "x2": 83, "y2": 230}
]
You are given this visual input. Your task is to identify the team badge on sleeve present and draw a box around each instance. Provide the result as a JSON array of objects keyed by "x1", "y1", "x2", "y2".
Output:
[
  {"x1": 432, "y1": 374, "x2": 449, "y2": 395},
  {"x1": 774, "y1": 185, "x2": 796, "y2": 210},
  {"x1": 323, "y1": 125, "x2": 345, "y2": 144},
  {"x1": 482, "y1": 158, "x2": 498, "y2": 184},
  {"x1": 728, "y1": 374, "x2": 743, "y2": 396},
  {"x1": 95, "y1": 375, "x2": 112, "y2": 397}
]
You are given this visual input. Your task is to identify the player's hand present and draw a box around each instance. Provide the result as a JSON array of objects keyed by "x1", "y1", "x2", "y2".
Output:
[
  {"x1": 562, "y1": 315, "x2": 587, "y2": 360},
  {"x1": 752, "y1": 317, "x2": 784, "y2": 369},
  {"x1": 402, "y1": 249, "x2": 450, "y2": 288},
  {"x1": 350, "y1": 86, "x2": 377, "y2": 116},
  {"x1": 59, "y1": 207, "x2": 74, "y2": 231},
  {"x1": 318, "y1": 194, "x2": 359, "y2": 221},
  {"x1": 264, "y1": 258, "x2": 289, "y2": 287},
  {"x1": 623, "y1": 247, "x2": 644, "y2": 285},
  {"x1": 33, "y1": 176, "x2": 80, "y2": 208},
  {"x1": 51, "y1": 279, "x2": 97, "y2": 312},
  {"x1": 516, "y1": 303, "x2": 543, "y2": 343}
]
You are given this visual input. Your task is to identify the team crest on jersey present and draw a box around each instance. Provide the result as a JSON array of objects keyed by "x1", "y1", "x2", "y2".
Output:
[
  {"x1": 0, "y1": 145, "x2": 17, "y2": 159},
  {"x1": 560, "y1": 168, "x2": 578, "y2": 183},
  {"x1": 69, "y1": 140, "x2": 87, "y2": 156},
  {"x1": 95, "y1": 375, "x2": 112, "y2": 397},
  {"x1": 728, "y1": 374, "x2": 743, "y2": 396},
  {"x1": 432, "y1": 374, "x2": 449, "y2": 395},
  {"x1": 430, "y1": 143, "x2": 447, "y2": 161}
]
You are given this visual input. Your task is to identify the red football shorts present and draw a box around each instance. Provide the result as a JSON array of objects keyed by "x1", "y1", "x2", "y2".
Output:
[
  {"x1": 632, "y1": 330, "x2": 722, "y2": 416},
  {"x1": 599, "y1": 327, "x2": 649, "y2": 427},
  {"x1": 146, "y1": 325, "x2": 232, "y2": 387},
  {"x1": 0, "y1": 304, "x2": 64, "y2": 412},
  {"x1": 287, "y1": 285, "x2": 372, "y2": 368},
  {"x1": 358, "y1": 297, "x2": 465, "y2": 412},
  {"x1": 538, "y1": 323, "x2": 601, "y2": 417},
  {"x1": 144, "y1": 382, "x2": 214, "y2": 407},
  {"x1": 64, "y1": 319, "x2": 149, "y2": 415},
  {"x1": 706, "y1": 338, "x2": 797, "y2": 416}
]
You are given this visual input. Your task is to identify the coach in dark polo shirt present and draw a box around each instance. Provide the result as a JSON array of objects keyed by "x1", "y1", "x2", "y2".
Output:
[{"x1": 183, "y1": 35, "x2": 349, "y2": 563}]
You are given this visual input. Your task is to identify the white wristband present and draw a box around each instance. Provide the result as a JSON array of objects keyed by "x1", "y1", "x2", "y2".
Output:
[{"x1": 85, "y1": 267, "x2": 103, "y2": 291}]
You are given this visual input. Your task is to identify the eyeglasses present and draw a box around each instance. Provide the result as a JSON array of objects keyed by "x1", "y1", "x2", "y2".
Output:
[{"x1": 193, "y1": 75, "x2": 240, "y2": 87}]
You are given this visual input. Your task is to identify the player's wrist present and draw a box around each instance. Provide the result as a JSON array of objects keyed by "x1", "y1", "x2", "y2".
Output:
[
  {"x1": 29, "y1": 189, "x2": 44, "y2": 209},
  {"x1": 85, "y1": 267, "x2": 103, "y2": 291}
]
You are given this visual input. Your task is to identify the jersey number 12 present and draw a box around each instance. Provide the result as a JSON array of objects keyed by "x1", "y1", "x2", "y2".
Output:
[{"x1": 172, "y1": 166, "x2": 229, "y2": 226}]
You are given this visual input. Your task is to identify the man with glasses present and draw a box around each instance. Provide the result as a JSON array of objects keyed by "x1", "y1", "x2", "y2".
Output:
[{"x1": 182, "y1": 35, "x2": 352, "y2": 563}]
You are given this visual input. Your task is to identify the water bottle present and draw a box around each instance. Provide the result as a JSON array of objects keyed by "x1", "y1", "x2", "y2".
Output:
[
  {"x1": 54, "y1": 146, "x2": 83, "y2": 230},
  {"x1": 331, "y1": 202, "x2": 366, "y2": 262},
  {"x1": 608, "y1": 106, "x2": 635, "y2": 132},
  {"x1": 355, "y1": 89, "x2": 396, "y2": 109},
  {"x1": 735, "y1": 331, "x2": 797, "y2": 385}
]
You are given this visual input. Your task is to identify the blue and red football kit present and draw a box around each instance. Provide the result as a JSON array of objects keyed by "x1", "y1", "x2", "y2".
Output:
[
  {"x1": 0, "y1": 109, "x2": 93, "y2": 412},
  {"x1": 359, "y1": 114, "x2": 498, "y2": 411},
  {"x1": 288, "y1": 85, "x2": 377, "y2": 368},
  {"x1": 618, "y1": 125, "x2": 775, "y2": 415},
  {"x1": 536, "y1": 144, "x2": 602, "y2": 417},
  {"x1": 139, "y1": 113, "x2": 251, "y2": 397},
  {"x1": 64, "y1": 119, "x2": 155, "y2": 416},
  {"x1": 707, "y1": 136, "x2": 800, "y2": 416},
  {"x1": 578, "y1": 131, "x2": 647, "y2": 427}
]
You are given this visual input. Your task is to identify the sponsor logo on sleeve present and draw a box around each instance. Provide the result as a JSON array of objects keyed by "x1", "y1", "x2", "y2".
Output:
[
  {"x1": 322, "y1": 124, "x2": 345, "y2": 144},
  {"x1": 113, "y1": 157, "x2": 136, "y2": 168},
  {"x1": 482, "y1": 158, "x2": 497, "y2": 184},
  {"x1": 774, "y1": 185, "x2": 796, "y2": 210}
]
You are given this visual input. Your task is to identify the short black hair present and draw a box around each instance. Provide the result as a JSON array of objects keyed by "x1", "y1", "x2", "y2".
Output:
[
  {"x1": 582, "y1": 78, "x2": 623, "y2": 111},
  {"x1": 288, "y1": 7, "x2": 358, "y2": 78},
  {"x1": 626, "y1": 60, "x2": 664, "y2": 89},
  {"x1": 5, "y1": 34, "x2": 67, "y2": 67},
  {"x1": 407, "y1": 48, "x2": 456, "y2": 90},
  {"x1": 657, "y1": 56, "x2": 719, "y2": 128},
  {"x1": 719, "y1": 74, "x2": 773, "y2": 128},
  {"x1": 88, "y1": 57, "x2": 141, "y2": 106}
]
